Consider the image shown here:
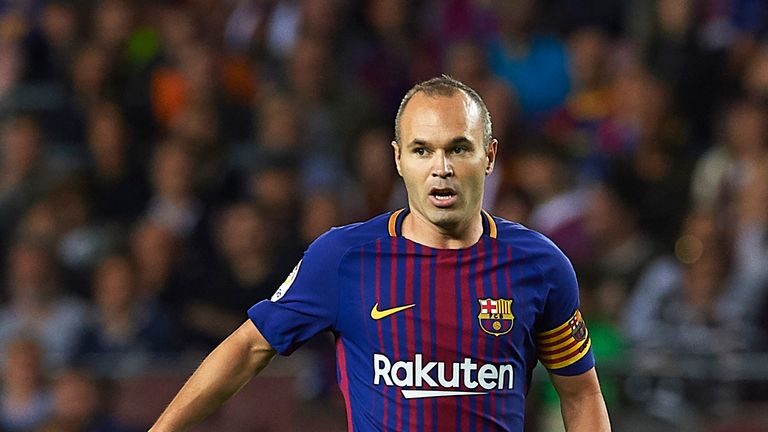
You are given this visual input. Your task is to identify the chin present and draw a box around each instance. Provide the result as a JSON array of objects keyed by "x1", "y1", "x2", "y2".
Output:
[{"x1": 426, "y1": 208, "x2": 464, "y2": 229}]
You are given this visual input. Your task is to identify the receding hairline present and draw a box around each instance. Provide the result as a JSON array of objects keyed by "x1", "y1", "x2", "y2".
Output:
[{"x1": 394, "y1": 75, "x2": 493, "y2": 147}]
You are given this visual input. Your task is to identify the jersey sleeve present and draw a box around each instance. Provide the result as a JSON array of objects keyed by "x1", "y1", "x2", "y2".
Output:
[
  {"x1": 534, "y1": 242, "x2": 594, "y2": 376},
  {"x1": 248, "y1": 232, "x2": 342, "y2": 355}
]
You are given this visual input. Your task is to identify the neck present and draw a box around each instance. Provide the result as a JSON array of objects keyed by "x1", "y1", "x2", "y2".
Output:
[{"x1": 401, "y1": 210, "x2": 484, "y2": 249}]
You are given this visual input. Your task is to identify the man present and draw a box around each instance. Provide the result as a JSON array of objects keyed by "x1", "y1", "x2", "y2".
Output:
[{"x1": 150, "y1": 76, "x2": 611, "y2": 431}]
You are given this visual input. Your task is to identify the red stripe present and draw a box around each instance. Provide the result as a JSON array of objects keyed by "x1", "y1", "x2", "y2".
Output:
[
  {"x1": 539, "y1": 338, "x2": 579, "y2": 357},
  {"x1": 435, "y1": 250, "x2": 458, "y2": 432},
  {"x1": 375, "y1": 239, "x2": 387, "y2": 428},
  {"x1": 490, "y1": 240, "x2": 499, "y2": 427},
  {"x1": 474, "y1": 239, "x2": 486, "y2": 432},
  {"x1": 541, "y1": 340, "x2": 589, "y2": 365},
  {"x1": 538, "y1": 331, "x2": 575, "y2": 348},
  {"x1": 459, "y1": 250, "x2": 471, "y2": 432},
  {"x1": 419, "y1": 248, "x2": 433, "y2": 431},
  {"x1": 390, "y1": 237, "x2": 402, "y2": 430},
  {"x1": 505, "y1": 245, "x2": 515, "y2": 415},
  {"x1": 537, "y1": 325, "x2": 572, "y2": 343},
  {"x1": 405, "y1": 241, "x2": 416, "y2": 430},
  {"x1": 336, "y1": 337, "x2": 353, "y2": 431}
]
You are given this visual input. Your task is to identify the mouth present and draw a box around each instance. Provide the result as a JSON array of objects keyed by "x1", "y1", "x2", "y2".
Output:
[{"x1": 429, "y1": 187, "x2": 458, "y2": 208}]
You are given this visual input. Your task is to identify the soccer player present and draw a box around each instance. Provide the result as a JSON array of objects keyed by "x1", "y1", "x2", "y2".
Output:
[{"x1": 150, "y1": 76, "x2": 611, "y2": 431}]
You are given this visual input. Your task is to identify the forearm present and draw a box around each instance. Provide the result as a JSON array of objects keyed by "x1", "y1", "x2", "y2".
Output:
[
  {"x1": 551, "y1": 369, "x2": 611, "y2": 432},
  {"x1": 150, "y1": 322, "x2": 275, "y2": 432},
  {"x1": 560, "y1": 389, "x2": 610, "y2": 432}
]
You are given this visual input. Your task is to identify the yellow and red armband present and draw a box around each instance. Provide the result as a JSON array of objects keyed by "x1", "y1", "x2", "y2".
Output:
[{"x1": 535, "y1": 310, "x2": 592, "y2": 370}]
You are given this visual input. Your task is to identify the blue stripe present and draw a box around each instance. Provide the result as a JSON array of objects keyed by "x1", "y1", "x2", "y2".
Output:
[
  {"x1": 455, "y1": 249, "x2": 464, "y2": 432},
  {"x1": 396, "y1": 239, "x2": 408, "y2": 430},
  {"x1": 482, "y1": 238, "x2": 495, "y2": 431},
  {"x1": 381, "y1": 238, "x2": 393, "y2": 431},
  {"x1": 366, "y1": 242, "x2": 384, "y2": 428}
]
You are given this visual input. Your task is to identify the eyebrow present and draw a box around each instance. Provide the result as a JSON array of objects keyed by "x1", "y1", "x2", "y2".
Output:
[{"x1": 406, "y1": 136, "x2": 474, "y2": 147}]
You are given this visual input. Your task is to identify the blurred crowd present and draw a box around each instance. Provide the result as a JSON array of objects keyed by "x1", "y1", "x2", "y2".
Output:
[{"x1": 1, "y1": 0, "x2": 768, "y2": 430}]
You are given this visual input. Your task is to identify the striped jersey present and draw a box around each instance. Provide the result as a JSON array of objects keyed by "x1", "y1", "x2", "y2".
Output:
[{"x1": 249, "y1": 209, "x2": 594, "y2": 431}]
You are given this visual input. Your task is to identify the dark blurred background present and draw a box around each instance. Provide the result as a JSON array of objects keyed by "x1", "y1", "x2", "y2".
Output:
[{"x1": 1, "y1": 0, "x2": 767, "y2": 431}]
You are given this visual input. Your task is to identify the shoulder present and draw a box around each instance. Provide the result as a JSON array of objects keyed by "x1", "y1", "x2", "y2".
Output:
[
  {"x1": 305, "y1": 211, "x2": 394, "y2": 260},
  {"x1": 491, "y1": 216, "x2": 574, "y2": 270},
  {"x1": 493, "y1": 217, "x2": 562, "y2": 254}
]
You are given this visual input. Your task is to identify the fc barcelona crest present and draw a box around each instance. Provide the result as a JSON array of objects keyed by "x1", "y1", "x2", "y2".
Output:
[{"x1": 477, "y1": 298, "x2": 514, "y2": 336}]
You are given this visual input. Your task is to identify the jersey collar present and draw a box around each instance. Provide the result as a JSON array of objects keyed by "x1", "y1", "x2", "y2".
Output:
[{"x1": 387, "y1": 208, "x2": 497, "y2": 239}]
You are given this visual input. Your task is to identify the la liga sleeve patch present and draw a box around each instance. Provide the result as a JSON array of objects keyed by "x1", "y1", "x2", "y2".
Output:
[{"x1": 270, "y1": 260, "x2": 302, "y2": 302}]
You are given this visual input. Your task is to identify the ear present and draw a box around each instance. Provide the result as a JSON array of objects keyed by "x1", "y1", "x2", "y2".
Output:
[
  {"x1": 485, "y1": 138, "x2": 498, "y2": 175},
  {"x1": 392, "y1": 140, "x2": 403, "y2": 176}
]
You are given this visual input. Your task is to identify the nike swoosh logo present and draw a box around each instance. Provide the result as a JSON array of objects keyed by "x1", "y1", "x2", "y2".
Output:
[{"x1": 370, "y1": 302, "x2": 416, "y2": 320}]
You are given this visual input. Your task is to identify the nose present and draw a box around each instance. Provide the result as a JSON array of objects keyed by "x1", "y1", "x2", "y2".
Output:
[{"x1": 432, "y1": 152, "x2": 453, "y2": 178}]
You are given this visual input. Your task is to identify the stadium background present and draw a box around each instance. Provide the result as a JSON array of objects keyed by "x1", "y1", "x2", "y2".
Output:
[{"x1": 1, "y1": 0, "x2": 767, "y2": 431}]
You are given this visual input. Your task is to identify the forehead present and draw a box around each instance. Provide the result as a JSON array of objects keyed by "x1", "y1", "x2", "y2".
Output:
[{"x1": 400, "y1": 91, "x2": 483, "y2": 142}]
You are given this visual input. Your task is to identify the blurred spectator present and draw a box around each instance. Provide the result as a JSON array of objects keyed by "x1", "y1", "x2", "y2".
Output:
[
  {"x1": 0, "y1": 239, "x2": 87, "y2": 367},
  {"x1": 426, "y1": 0, "x2": 499, "y2": 45},
  {"x1": 350, "y1": 0, "x2": 439, "y2": 118},
  {"x1": 253, "y1": 90, "x2": 303, "y2": 154},
  {"x1": 37, "y1": 369, "x2": 133, "y2": 432},
  {"x1": 130, "y1": 219, "x2": 180, "y2": 301},
  {"x1": 0, "y1": 8, "x2": 26, "y2": 99},
  {"x1": 644, "y1": 0, "x2": 728, "y2": 147},
  {"x1": 0, "y1": 337, "x2": 52, "y2": 432},
  {"x1": 691, "y1": 97, "x2": 768, "y2": 216},
  {"x1": 486, "y1": 0, "x2": 571, "y2": 119},
  {"x1": 145, "y1": 141, "x2": 203, "y2": 239},
  {"x1": 582, "y1": 173, "x2": 657, "y2": 321},
  {"x1": 26, "y1": 0, "x2": 81, "y2": 85},
  {"x1": 622, "y1": 209, "x2": 736, "y2": 351},
  {"x1": 83, "y1": 101, "x2": 149, "y2": 226},
  {"x1": 246, "y1": 155, "x2": 305, "y2": 280},
  {"x1": 492, "y1": 186, "x2": 534, "y2": 227},
  {"x1": 341, "y1": 125, "x2": 404, "y2": 220},
  {"x1": 170, "y1": 202, "x2": 283, "y2": 349},
  {"x1": 741, "y1": 43, "x2": 768, "y2": 100},
  {"x1": 301, "y1": 192, "x2": 343, "y2": 246},
  {"x1": 45, "y1": 176, "x2": 115, "y2": 296},
  {"x1": 619, "y1": 208, "x2": 749, "y2": 424},
  {"x1": 0, "y1": 115, "x2": 52, "y2": 245},
  {"x1": 600, "y1": 71, "x2": 693, "y2": 247},
  {"x1": 68, "y1": 43, "x2": 115, "y2": 114},
  {"x1": 545, "y1": 26, "x2": 617, "y2": 182},
  {"x1": 512, "y1": 148, "x2": 590, "y2": 265},
  {"x1": 281, "y1": 34, "x2": 376, "y2": 186},
  {"x1": 91, "y1": 0, "x2": 135, "y2": 54},
  {"x1": 74, "y1": 254, "x2": 180, "y2": 374}
]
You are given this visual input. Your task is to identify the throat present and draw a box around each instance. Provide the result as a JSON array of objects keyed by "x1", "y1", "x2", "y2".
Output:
[{"x1": 401, "y1": 212, "x2": 483, "y2": 249}]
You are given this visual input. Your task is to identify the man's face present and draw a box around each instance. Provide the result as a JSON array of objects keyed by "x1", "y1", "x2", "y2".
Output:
[{"x1": 393, "y1": 91, "x2": 496, "y2": 231}]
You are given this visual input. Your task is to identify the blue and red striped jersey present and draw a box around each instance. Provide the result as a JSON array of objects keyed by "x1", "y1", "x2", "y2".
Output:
[{"x1": 249, "y1": 209, "x2": 593, "y2": 431}]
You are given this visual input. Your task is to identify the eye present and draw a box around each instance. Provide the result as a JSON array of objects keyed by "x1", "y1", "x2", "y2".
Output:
[
  {"x1": 413, "y1": 147, "x2": 427, "y2": 156},
  {"x1": 452, "y1": 146, "x2": 467, "y2": 154}
]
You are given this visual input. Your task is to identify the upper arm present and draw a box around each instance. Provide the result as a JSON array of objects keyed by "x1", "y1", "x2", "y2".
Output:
[
  {"x1": 247, "y1": 232, "x2": 344, "y2": 355},
  {"x1": 534, "y1": 241, "x2": 594, "y2": 375}
]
